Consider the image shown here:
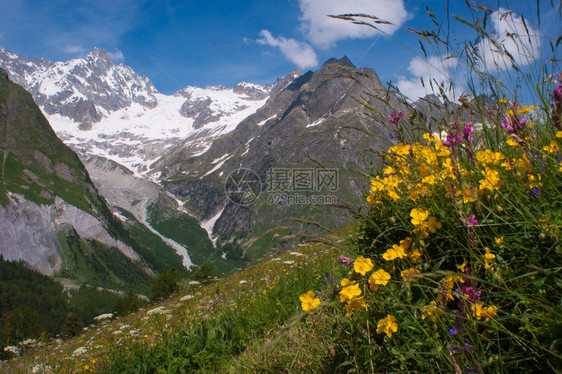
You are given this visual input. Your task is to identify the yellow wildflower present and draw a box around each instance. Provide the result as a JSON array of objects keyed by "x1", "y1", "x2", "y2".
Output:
[
  {"x1": 353, "y1": 256, "x2": 374, "y2": 275},
  {"x1": 506, "y1": 138, "x2": 519, "y2": 147},
  {"x1": 425, "y1": 216, "x2": 442, "y2": 233},
  {"x1": 400, "y1": 237, "x2": 413, "y2": 250},
  {"x1": 470, "y1": 302, "x2": 484, "y2": 319},
  {"x1": 401, "y1": 268, "x2": 420, "y2": 282},
  {"x1": 345, "y1": 296, "x2": 366, "y2": 313},
  {"x1": 479, "y1": 168, "x2": 503, "y2": 191},
  {"x1": 444, "y1": 276, "x2": 460, "y2": 290},
  {"x1": 482, "y1": 305, "x2": 499, "y2": 321},
  {"x1": 410, "y1": 208, "x2": 430, "y2": 226},
  {"x1": 484, "y1": 247, "x2": 496, "y2": 270},
  {"x1": 376, "y1": 314, "x2": 398, "y2": 338},
  {"x1": 476, "y1": 150, "x2": 505, "y2": 166},
  {"x1": 409, "y1": 248, "x2": 422, "y2": 262},
  {"x1": 422, "y1": 300, "x2": 444, "y2": 322},
  {"x1": 543, "y1": 141, "x2": 560, "y2": 153},
  {"x1": 557, "y1": 131, "x2": 562, "y2": 138},
  {"x1": 382, "y1": 244, "x2": 406, "y2": 261},
  {"x1": 460, "y1": 187, "x2": 477, "y2": 203},
  {"x1": 517, "y1": 105, "x2": 538, "y2": 114},
  {"x1": 299, "y1": 291, "x2": 321, "y2": 311},
  {"x1": 369, "y1": 269, "x2": 391, "y2": 291},
  {"x1": 457, "y1": 261, "x2": 468, "y2": 272},
  {"x1": 383, "y1": 166, "x2": 396, "y2": 175},
  {"x1": 421, "y1": 174, "x2": 437, "y2": 185},
  {"x1": 389, "y1": 143, "x2": 410, "y2": 156},
  {"x1": 340, "y1": 279, "x2": 362, "y2": 302}
]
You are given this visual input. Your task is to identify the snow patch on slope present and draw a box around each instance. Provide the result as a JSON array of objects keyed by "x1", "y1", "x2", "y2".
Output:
[{"x1": 200, "y1": 208, "x2": 225, "y2": 247}]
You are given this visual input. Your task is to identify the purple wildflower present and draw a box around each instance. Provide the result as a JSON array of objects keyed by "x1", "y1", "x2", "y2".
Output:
[
  {"x1": 463, "y1": 123, "x2": 475, "y2": 143},
  {"x1": 338, "y1": 256, "x2": 354, "y2": 266},
  {"x1": 462, "y1": 214, "x2": 478, "y2": 226},
  {"x1": 442, "y1": 121, "x2": 463, "y2": 148},
  {"x1": 389, "y1": 111, "x2": 404, "y2": 125},
  {"x1": 531, "y1": 188, "x2": 540, "y2": 198}
]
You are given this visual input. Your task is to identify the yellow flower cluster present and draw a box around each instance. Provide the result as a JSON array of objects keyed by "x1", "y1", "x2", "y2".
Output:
[
  {"x1": 367, "y1": 135, "x2": 453, "y2": 204},
  {"x1": 470, "y1": 303, "x2": 499, "y2": 321},
  {"x1": 367, "y1": 127, "x2": 562, "y2": 206}
]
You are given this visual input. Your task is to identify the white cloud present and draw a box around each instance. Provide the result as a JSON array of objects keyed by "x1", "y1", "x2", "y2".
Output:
[
  {"x1": 396, "y1": 55, "x2": 457, "y2": 101},
  {"x1": 478, "y1": 8, "x2": 541, "y2": 71},
  {"x1": 107, "y1": 49, "x2": 124, "y2": 61},
  {"x1": 63, "y1": 44, "x2": 86, "y2": 55},
  {"x1": 298, "y1": 0, "x2": 409, "y2": 48},
  {"x1": 257, "y1": 30, "x2": 318, "y2": 70}
]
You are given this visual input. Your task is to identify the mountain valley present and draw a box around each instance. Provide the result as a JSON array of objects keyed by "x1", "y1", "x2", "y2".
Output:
[{"x1": 0, "y1": 45, "x2": 421, "y2": 284}]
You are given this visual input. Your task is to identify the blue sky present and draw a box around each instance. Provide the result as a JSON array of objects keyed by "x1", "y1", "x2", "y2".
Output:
[{"x1": 0, "y1": 0, "x2": 559, "y2": 98}]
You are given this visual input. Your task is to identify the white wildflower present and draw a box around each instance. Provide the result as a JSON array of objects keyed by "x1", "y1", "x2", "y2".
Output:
[
  {"x1": 72, "y1": 346, "x2": 87, "y2": 357},
  {"x1": 32, "y1": 364, "x2": 53, "y2": 373},
  {"x1": 93, "y1": 313, "x2": 113, "y2": 321},
  {"x1": 180, "y1": 295, "x2": 193, "y2": 301},
  {"x1": 20, "y1": 338, "x2": 36, "y2": 346},
  {"x1": 3, "y1": 345, "x2": 19, "y2": 356},
  {"x1": 147, "y1": 306, "x2": 168, "y2": 315}
]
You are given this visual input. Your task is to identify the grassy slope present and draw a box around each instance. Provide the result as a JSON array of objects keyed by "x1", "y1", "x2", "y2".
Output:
[
  {"x1": 56, "y1": 228, "x2": 152, "y2": 293},
  {"x1": 0, "y1": 231, "x2": 350, "y2": 373}
]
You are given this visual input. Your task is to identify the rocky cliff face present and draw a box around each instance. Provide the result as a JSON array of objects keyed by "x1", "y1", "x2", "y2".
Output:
[
  {"x1": 0, "y1": 194, "x2": 139, "y2": 275},
  {"x1": 156, "y1": 57, "x2": 407, "y2": 259}
]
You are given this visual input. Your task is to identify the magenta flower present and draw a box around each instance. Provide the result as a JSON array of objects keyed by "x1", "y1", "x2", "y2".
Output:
[
  {"x1": 338, "y1": 256, "x2": 354, "y2": 266},
  {"x1": 462, "y1": 214, "x2": 478, "y2": 226},
  {"x1": 463, "y1": 123, "x2": 474, "y2": 143},
  {"x1": 389, "y1": 111, "x2": 404, "y2": 125}
]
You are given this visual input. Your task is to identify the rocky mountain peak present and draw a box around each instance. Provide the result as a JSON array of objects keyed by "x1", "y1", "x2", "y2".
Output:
[
  {"x1": 85, "y1": 47, "x2": 113, "y2": 67},
  {"x1": 321, "y1": 56, "x2": 355, "y2": 70}
]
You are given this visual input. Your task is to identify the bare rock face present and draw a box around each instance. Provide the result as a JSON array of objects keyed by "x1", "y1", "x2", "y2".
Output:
[
  {"x1": 84, "y1": 155, "x2": 160, "y2": 222},
  {"x1": 157, "y1": 57, "x2": 406, "y2": 258},
  {"x1": 0, "y1": 194, "x2": 138, "y2": 275},
  {"x1": 0, "y1": 195, "x2": 60, "y2": 275}
]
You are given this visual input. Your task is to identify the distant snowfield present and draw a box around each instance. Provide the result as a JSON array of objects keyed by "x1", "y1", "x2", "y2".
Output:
[{"x1": 46, "y1": 90, "x2": 268, "y2": 179}]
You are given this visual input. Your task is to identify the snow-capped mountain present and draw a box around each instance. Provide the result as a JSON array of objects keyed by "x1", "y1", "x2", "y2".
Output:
[
  {"x1": 1, "y1": 45, "x2": 409, "y2": 268},
  {"x1": 0, "y1": 46, "x2": 158, "y2": 128},
  {"x1": 0, "y1": 45, "x2": 297, "y2": 179}
]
